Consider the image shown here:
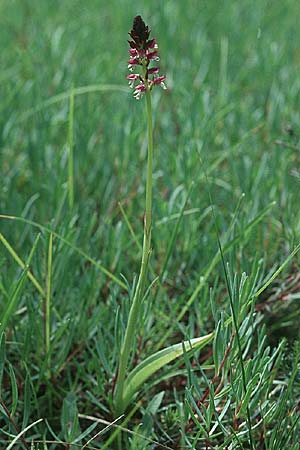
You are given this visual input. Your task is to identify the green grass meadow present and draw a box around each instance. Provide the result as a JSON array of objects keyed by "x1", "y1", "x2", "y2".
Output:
[{"x1": 1, "y1": 0, "x2": 300, "y2": 448}]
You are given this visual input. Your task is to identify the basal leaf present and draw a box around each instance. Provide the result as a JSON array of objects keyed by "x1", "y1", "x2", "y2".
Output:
[{"x1": 121, "y1": 333, "x2": 213, "y2": 412}]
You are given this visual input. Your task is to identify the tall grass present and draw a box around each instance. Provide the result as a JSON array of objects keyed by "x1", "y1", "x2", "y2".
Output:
[{"x1": 1, "y1": 0, "x2": 300, "y2": 448}]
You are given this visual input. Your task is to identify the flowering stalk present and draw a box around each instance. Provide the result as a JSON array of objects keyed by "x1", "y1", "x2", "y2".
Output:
[
  {"x1": 114, "y1": 16, "x2": 165, "y2": 416},
  {"x1": 126, "y1": 15, "x2": 166, "y2": 99}
]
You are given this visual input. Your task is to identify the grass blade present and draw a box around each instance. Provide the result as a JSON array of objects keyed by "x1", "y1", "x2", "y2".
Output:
[
  {"x1": 0, "y1": 215, "x2": 126, "y2": 290},
  {"x1": 6, "y1": 418, "x2": 43, "y2": 450},
  {"x1": 0, "y1": 232, "x2": 44, "y2": 297},
  {"x1": 68, "y1": 85, "x2": 75, "y2": 209},
  {"x1": 19, "y1": 84, "x2": 130, "y2": 121},
  {"x1": 0, "y1": 234, "x2": 41, "y2": 334},
  {"x1": 45, "y1": 233, "x2": 53, "y2": 360}
]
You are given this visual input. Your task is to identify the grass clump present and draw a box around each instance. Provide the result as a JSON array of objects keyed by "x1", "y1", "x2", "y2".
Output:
[{"x1": 1, "y1": 1, "x2": 300, "y2": 448}]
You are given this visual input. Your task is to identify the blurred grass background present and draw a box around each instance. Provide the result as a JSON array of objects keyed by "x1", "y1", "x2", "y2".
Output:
[{"x1": 1, "y1": 0, "x2": 300, "y2": 447}]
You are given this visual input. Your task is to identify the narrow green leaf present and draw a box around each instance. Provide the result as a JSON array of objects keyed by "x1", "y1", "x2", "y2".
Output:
[
  {"x1": 142, "y1": 391, "x2": 165, "y2": 434},
  {"x1": 158, "y1": 183, "x2": 194, "y2": 286},
  {"x1": 157, "y1": 200, "x2": 274, "y2": 349},
  {"x1": 238, "y1": 373, "x2": 260, "y2": 416},
  {"x1": 147, "y1": 391, "x2": 165, "y2": 415},
  {"x1": 253, "y1": 241, "x2": 300, "y2": 298},
  {"x1": 122, "y1": 333, "x2": 213, "y2": 412},
  {"x1": 0, "y1": 233, "x2": 40, "y2": 334},
  {"x1": 22, "y1": 373, "x2": 31, "y2": 429},
  {"x1": 190, "y1": 430, "x2": 202, "y2": 449},
  {"x1": 118, "y1": 202, "x2": 142, "y2": 253},
  {"x1": 99, "y1": 403, "x2": 138, "y2": 450},
  {"x1": 0, "y1": 332, "x2": 5, "y2": 391},
  {"x1": 72, "y1": 422, "x2": 98, "y2": 444},
  {"x1": 45, "y1": 233, "x2": 53, "y2": 356},
  {"x1": 213, "y1": 320, "x2": 222, "y2": 374},
  {"x1": 61, "y1": 393, "x2": 81, "y2": 443},
  {"x1": 0, "y1": 232, "x2": 44, "y2": 296},
  {"x1": 6, "y1": 418, "x2": 43, "y2": 450},
  {"x1": 8, "y1": 363, "x2": 18, "y2": 417},
  {"x1": 0, "y1": 215, "x2": 126, "y2": 290},
  {"x1": 19, "y1": 84, "x2": 130, "y2": 121},
  {"x1": 68, "y1": 85, "x2": 75, "y2": 209}
]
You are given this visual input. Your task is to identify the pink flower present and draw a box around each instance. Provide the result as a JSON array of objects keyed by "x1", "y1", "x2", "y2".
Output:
[
  {"x1": 147, "y1": 67, "x2": 159, "y2": 75},
  {"x1": 129, "y1": 49, "x2": 139, "y2": 57},
  {"x1": 127, "y1": 73, "x2": 141, "y2": 88},
  {"x1": 153, "y1": 75, "x2": 167, "y2": 88},
  {"x1": 127, "y1": 16, "x2": 166, "y2": 100},
  {"x1": 133, "y1": 83, "x2": 147, "y2": 100},
  {"x1": 145, "y1": 49, "x2": 159, "y2": 61}
]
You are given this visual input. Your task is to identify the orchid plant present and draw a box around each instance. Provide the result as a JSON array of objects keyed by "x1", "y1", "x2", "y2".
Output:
[{"x1": 113, "y1": 16, "x2": 212, "y2": 417}]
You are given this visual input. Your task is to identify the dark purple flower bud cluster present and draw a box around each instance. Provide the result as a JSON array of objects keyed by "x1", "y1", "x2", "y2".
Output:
[{"x1": 127, "y1": 16, "x2": 166, "y2": 99}]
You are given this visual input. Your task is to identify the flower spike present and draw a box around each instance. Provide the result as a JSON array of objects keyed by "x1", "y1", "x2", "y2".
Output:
[{"x1": 127, "y1": 16, "x2": 166, "y2": 99}]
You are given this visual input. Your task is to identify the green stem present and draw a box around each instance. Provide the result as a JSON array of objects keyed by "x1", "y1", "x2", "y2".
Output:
[{"x1": 114, "y1": 89, "x2": 153, "y2": 416}]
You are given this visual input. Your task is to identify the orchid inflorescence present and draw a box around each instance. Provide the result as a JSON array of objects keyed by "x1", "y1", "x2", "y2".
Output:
[{"x1": 127, "y1": 15, "x2": 166, "y2": 99}]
